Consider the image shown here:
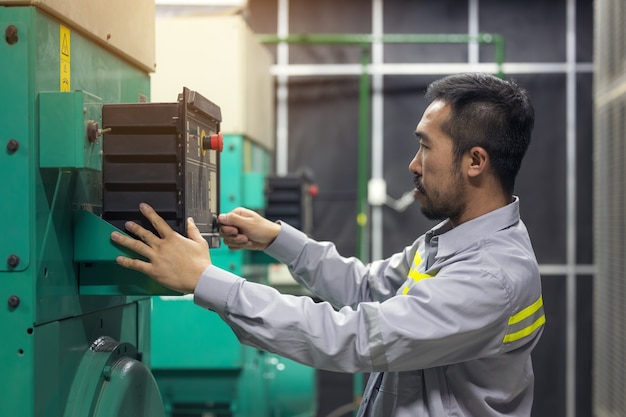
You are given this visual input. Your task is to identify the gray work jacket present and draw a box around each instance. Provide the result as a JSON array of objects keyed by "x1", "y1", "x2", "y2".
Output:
[{"x1": 194, "y1": 197, "x2": 545, "y2": 416}]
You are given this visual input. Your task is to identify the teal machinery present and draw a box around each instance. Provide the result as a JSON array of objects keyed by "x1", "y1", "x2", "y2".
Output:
[{"x1": 0, "y1": 2, "x2": 314, "y2": 416}]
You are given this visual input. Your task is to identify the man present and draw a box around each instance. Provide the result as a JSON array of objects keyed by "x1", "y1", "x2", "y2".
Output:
[{"x1": 111, "y1": 72, "x2": 544, "y2": 416}]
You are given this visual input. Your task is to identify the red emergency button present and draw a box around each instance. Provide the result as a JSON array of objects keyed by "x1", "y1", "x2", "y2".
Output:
[{"x1": 203, "y1": 132, "x2": 224, "y2": 152}]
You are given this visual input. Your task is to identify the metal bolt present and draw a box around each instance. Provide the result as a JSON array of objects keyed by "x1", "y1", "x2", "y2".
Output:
[
  {"x1": 103, "y1": 365, "x2": 112, "y2": 381},
  {"x1": 8, "y1": 295, "x2": 20, "y2": 308},
  {"x1": 6, "y1": 139, "x2": 19, "y2": 153},
  {"x1": 87, "y1": 120, "x2": 99, "y2": 143},
  {"x1": 5, "y1": 25, "x2": 18, "y2": 45},
  {"x1": 7, "y1": 254, "x2": 20, "y2": 267}
]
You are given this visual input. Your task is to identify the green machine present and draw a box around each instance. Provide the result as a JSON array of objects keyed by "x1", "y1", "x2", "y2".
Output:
[
  {"x1": 0, "y1": 2, "x2": 315, "y2": 416},
  {"x1": 0, "y1": 2, "x2": 166, "y2": 416}
]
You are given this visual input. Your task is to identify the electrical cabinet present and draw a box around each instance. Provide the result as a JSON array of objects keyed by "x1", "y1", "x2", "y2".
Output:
[{"x1": 102, "y1": 88, "x2": 223, "y2": 247}]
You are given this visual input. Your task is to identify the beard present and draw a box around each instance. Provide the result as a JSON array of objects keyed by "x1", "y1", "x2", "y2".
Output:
[{"x1": 413, "y1": 174, "x2": 466, "y2": 221}]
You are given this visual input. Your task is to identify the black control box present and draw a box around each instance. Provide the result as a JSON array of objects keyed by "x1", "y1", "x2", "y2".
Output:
[{"x1": 101, "y1": 88, "x2": 222, "y2": 247}]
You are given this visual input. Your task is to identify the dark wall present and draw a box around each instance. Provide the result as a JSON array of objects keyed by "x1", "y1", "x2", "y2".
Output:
[{"x1": 244, "y1": 1, "x2": 593, "y2": 416}]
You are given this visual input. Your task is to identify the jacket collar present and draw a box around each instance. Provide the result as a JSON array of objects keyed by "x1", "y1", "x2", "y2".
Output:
[{"x1": 425, "y1": 196, "x2": 521, "y2": 259}]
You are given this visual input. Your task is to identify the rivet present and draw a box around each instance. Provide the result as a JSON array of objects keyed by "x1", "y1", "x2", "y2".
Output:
[
  {"x1": 8, "y1": 295, "x2": 20, "y2": 308},
  {"x1": 5, "y1": 25, "x2": 18, "y2": 45},
  {"x1": 7, "y1": 254, "x2": 20, "y2": 267},
  {"x1": 6, "y1": 139, "x2": 19, "y2": 153}
]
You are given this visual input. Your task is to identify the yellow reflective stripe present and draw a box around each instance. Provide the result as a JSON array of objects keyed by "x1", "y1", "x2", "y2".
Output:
[
  {"x1": 508, "y1": 296, "x2": 543, "y2": 325},
  {"x1": 408, "y1": 249, "x2": 434, "y2": 282},
  {"x1": 503, "y1": 315, "x2": 546, "y2": 343},
  {"x1": 413, "y1": 251, "x2": 422, "y2": 265},
  {"x1": 408, "y1": 268, "x2": 434, "y2": 282},
  {"x1": 402, "y1": 249, "x2": 436, "y2": 295},
  {"x1": 503, "y1": 296, "x2": 546, "y2": 344}
]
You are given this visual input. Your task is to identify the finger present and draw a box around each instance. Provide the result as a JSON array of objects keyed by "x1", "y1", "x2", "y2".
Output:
[
  {"x1": 219, "y1": 208, "x2": 253, "y2": 227},
  {"x1": 218, "y1": 213, "x2": 235, "y2": 227},
  {"x1": 186, "y1": 217, "x2": 206, "y2": 245},
  {"x1": 116, "y1": 255, "x2": 153, "y2": 275},
  {"x1": 232, "y1": 207, "x2": 253, "y2": 217},
  {"x1": 224, "y1": 241, "x2": 247, "y2": 250},
  {"x1": 219, "y1": 224, "x2": 240, "y2": 237},
  {"x1": 111, "y1": 231, "x2": 154, "y2": 259},
  {"x1": 223, "y1": 234, "x2": 250, "y2": 246},
  {"x1": 123, "y1": 221, "x2": 158, "y2": 246},
  {"x1": 139, "y1": 203, "x2": 172, "y2": 238}
]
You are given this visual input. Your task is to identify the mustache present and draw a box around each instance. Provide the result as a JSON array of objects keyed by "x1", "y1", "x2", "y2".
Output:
[{"x1": 413, "y1": 174, "x2": 426, "y2": 194}]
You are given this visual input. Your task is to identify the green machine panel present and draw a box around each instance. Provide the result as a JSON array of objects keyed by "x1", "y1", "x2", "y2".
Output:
[
  {"x1": 39, "y1": 91, "x2": 103, "y2": 170},
  {"x1": 151, "y1": 296, "x2": 243, "y2": 370},
  {"x1": 0, "y1": 5, "x2": 164, "y2": 417},
  {"x1": 0, "y1": 7, "x2": 30, "y2": 273}
]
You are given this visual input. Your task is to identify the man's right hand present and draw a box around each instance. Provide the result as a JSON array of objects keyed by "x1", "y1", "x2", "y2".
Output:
[{"x1": 218, "y1": 207, "x2": 281, "y2": 251}]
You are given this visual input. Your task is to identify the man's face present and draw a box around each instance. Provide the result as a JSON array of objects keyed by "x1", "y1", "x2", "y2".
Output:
[{"x1": 409, "y1": 100, "x2": 466, "y2": 222}]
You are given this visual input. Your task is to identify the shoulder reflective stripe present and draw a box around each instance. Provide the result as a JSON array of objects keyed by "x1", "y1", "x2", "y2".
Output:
[
  {"x1": 402, "y1": 249, "x2": 436, "y2": 295},
  {"x1": 503, "y1": 296, "x2": 546, "y2": 344},
  {"x1": 408, "y1": 268, "x2": 435, "y2": 282},
  {"x1": 412, "y1": 250, "x2": 422, "y2": 265}
]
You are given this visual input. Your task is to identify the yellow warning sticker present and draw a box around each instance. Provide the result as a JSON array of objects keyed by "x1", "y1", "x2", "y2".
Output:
[{"x1": 60, "y1": 25, "x2": 70, "y2": 91}]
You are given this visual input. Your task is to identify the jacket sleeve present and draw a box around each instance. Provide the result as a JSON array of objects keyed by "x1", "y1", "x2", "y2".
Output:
[
  {"x1": 263, "y1": 222, "x2": 414, "y2": 308},
  {"x1": 193, "y1": 222, "x2": 519, "y2": 373},
  {"x1": 192, "y1": 261, "x2": 513, "y2": 373}
]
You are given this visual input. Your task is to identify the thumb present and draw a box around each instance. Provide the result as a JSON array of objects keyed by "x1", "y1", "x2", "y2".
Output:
[
  {"x1": 186, "y1": 217, "x2": 205, "y2": 244},
  {"x1": 219, "y1": 210, "x2": 248, "y2": 228}
]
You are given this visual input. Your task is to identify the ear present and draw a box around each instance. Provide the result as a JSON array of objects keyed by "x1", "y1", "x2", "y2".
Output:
[{"x1": 467, "y1": 146, "x2": 489, "y2": 178}]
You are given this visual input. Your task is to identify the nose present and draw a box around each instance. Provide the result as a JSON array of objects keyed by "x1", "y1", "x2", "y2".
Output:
[{"x1": 408, "y1": 150, "x2": 421, "y2": 174}]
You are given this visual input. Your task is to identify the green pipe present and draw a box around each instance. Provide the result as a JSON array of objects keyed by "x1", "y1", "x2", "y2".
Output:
[
  {"x1": 258, "y1": 33, "x2": 505, "y2": 77},
  {"x1": 357, "y1": 45, "x2": 370, "y2": 262}
]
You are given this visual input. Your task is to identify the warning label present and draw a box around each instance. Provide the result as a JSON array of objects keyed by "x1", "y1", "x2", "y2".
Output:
[{"x1": 60, "y1": 25, "x2": 70, "y2": 91}]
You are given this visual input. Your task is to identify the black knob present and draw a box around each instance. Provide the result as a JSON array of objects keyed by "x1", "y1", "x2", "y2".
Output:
[
  {"x1": 8, "y1": 295, "x2": 20, "y2": 308},
  {"x1": 6, "y1": 139, "x2": 19, "y2": 153},
  {"x1": 5, "y1": 25, "x2": 18, "y2": 45},
  {"x1": 7, "y1": 254, "x2": 20, "y2": 267}
]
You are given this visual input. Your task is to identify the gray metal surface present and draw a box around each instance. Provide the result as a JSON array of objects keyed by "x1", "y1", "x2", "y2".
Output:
[{"x1": 594, "y1": 1, "x2": 626, "y2": 416}]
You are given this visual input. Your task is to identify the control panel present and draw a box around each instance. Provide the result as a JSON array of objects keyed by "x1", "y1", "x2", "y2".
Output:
[{"x1": 101, "y1": 88, "x2": 223, "y2": 247}]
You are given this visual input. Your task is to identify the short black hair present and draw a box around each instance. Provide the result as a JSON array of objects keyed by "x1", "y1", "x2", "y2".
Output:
[{"x1": 425, "y1": 73, "x2": 535, "y2": 195}]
